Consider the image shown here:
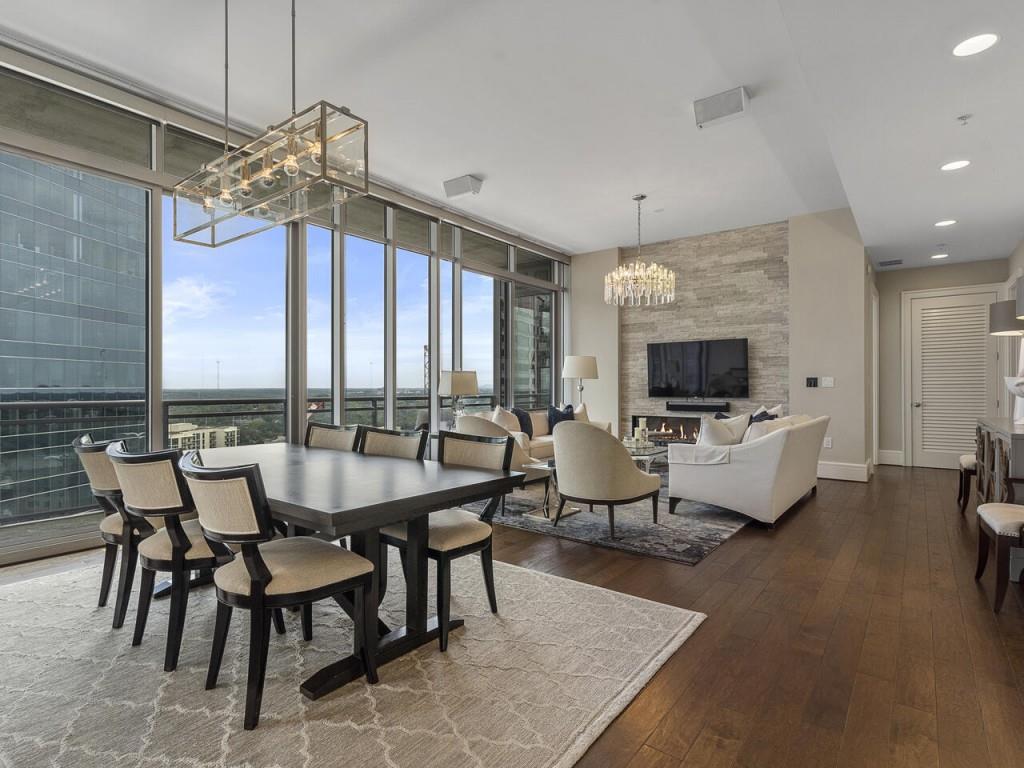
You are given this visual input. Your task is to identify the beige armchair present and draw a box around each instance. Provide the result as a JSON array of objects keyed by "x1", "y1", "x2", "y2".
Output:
[{"x1": 552, "y1": 421, "x2": 661, "y2": 538}]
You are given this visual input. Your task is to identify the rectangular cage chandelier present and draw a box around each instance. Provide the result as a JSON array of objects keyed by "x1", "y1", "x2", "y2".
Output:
[{"x1": 173, "y1": 100, "x2": 368, "y2": 247}]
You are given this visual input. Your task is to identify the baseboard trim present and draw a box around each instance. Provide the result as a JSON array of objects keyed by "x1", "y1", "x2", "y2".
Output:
[
  {"x1": 818, "y1": 460, "x2": 871, "y2": 483},
  {"x1": 877, "y1": 449, "x2": 904, "y2": 466}
]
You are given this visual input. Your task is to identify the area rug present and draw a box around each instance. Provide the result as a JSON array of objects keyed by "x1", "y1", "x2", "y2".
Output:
[
  {"x1": 483, "y1": 467, "x2": 749, "y2": 565},
  {"x1": 0, "y1": 551, "x2": 704, "y2": 768}
]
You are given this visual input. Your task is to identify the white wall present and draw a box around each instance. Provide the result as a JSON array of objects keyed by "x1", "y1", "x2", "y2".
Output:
[
  {"x1": 567, "y1": 248, "x2": 620, "y2": 434},
  {"x1": 789, "y1": 208, "x2": 871, "y2": 480}
]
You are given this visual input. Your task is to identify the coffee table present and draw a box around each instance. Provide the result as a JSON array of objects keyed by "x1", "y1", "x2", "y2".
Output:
[{"x1": 624, "y1": 445, "x2": 668, "y2": 472}]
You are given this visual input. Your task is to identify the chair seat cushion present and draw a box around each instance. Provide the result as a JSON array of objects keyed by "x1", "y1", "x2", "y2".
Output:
[
  {"x1": 99, "y1": 513, "x2": 123, "y2": 537},
  {"x1": 139, "y1": 518, "x2": 219, "y2": 562},
  {"x1": 959, "y1": 454, "x2": 977, "y2": 471},
  {"x1": 214, "y1": 537, "x2": 373, "y2": 597},
  {"x1": 978, "y1": 503, "x2": 1024, "y2": 537},
  {"x1": 381, "y1": 509, "x2": 492, "y2": 552}
]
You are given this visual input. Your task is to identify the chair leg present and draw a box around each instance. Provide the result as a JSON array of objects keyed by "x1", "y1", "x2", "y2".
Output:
[
  {"x1": 553, "y1": 496, "x2": 567, "y2": 526},
  {"x1": 164, "y1": 567, "x2": 190, "y2": 672},
  {"x1": 668, "y1": 497, "x2": 682, "y2": 515},
  {"x1": 960, "y1": 473, "x2": 972, "y2": 515},
  {"x1": 437, "y1": 557, "x2": 451, "y2": 652},
  {"x1": 301, "y1": 602, "x2": 313, "y2": 641},
  {"x1": 994, "y1": 538, "x2": 1012, "y2": 613},
  {"x1": 132, "y1": 568, "x2": 156, "y2": 647},
  {"x1": 98, "y1": 542, "x2": 118, "y2": 608},
  {"x1": 243, "y1": 608, "x2": 272, "y2": 731},
  {"x1": 975, "y1": 526, "x2": 991, "y2": 580},
  {"x1": 112, "y1": 533, "x2": 139, "y2": 629},
  {"x1": 271, "y1": 607, "x2": 286, "y2": 635},
  {"x1": 608, "y1": 505, "x2": 616, "y2": 539},
  {"x1": 354, "y1": 586, "x2": 378, "y2": 684},
  {"x1": 481, "y1": 540, "x2": 498, "y2": 614},
  {"x1": 206, "y1": 601, "x2": 233, "y2": 690},
  {"x1": 652, "y1": 492, "x2": 659, "y2": 525},
  {"x1": 377, "y1": 541, "x2": 389, "y2": 603},
  {"x1": 956, "y1": 470, "x2": 964, "y2": 505},
  {"x1": 398, "y1": 547, "x2": 409, "y2": 581}
]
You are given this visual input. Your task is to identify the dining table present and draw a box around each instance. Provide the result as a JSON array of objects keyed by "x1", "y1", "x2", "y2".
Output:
[{"x1": 199, "y1": 441, "x2": 524, "y2": 699}]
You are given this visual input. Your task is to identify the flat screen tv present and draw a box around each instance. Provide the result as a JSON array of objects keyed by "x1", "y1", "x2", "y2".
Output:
[{"x1": 647, "y1": 338, "x2": 749, "y2": 399}]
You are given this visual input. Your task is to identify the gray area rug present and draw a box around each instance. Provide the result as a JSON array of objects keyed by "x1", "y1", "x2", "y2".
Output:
[
  {"x1": 0, "y1": 551, "x2": 704, "y2": 768},
  {"x1": 483, "y1": 466, "x2": 749, "y2": 566}
]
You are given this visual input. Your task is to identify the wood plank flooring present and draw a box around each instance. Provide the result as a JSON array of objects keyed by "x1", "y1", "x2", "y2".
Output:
[
  {"x1": 2, "y1": 466, "x2": 1022, "y2": 767},
  {"x1": 490, "y1": 466, "x2": 1024, "y2": 768}
]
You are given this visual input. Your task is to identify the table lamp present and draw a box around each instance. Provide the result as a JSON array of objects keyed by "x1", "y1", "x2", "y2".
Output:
[
  {"x1": 439, "y1": 370, "x2": 479, "y2": 418},
  {"x1": 991, "y1": 299, "x2": 1024, "y2": 424},
  {"x1": 562, "y1": 355, "x2": 598, "y2": 405}
]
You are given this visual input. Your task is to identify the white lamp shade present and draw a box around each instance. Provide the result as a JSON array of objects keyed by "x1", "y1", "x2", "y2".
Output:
[
  {"x1": 562, "y1": 355, "x2": 598, "y2": 380},
  {"x1": 439, "y1": 370, "x2": 479, "y2": 397},
  {"x1": 990, "y1": 300, "x2": 1024, "y2": 336}
]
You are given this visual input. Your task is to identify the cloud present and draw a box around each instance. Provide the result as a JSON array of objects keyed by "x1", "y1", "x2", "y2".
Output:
[{"x1": 163, "y1": 277, "x2": 233, "y2": 327}]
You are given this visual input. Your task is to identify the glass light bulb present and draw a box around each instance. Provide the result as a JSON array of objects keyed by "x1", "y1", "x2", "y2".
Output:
[
  {"x1": 256, "y1": 171, "x2": 276, "y2": 189},
  {"x1": 309, "y1": 142, "x2": 322, "y2": 165},
  {"x1": 203, "y1": 196, "x2": 215, "y2": 213},
  {"x1": 256, "y1": 204, "x2": 271, "y2": 218},
  {"x1": 218, "y1": 188, "x2": 233, "y2": 206},
  {"x1": 236, "y1": 180, "x2": 253, "y2": 199},
  {"x1": 283, "y1": 155, "x2": 300, "y2": 177}
]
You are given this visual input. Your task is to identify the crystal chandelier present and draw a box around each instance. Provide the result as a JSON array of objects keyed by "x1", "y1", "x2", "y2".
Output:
[
  {"x1": 173, "y1": 1, "x2": 368, "y2": 247},
  {"x1": 604, "y1": 194, "x2": 675, "y2": 306}
]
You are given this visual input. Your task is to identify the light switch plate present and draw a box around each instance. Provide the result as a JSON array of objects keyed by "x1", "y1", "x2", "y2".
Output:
[
  {"x1": 821, "y1": 376, "x2": 835, "y2": 388},
  {"x1": 823, "y1": 437, "x2": 833, "y2": 449}
]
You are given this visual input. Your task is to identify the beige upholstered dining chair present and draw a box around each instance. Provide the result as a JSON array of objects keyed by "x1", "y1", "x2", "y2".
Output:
[
  {"x1": 358, "y1": 426, "x2": 428, "y2": 460},
  {"x1": 73, "y1": 434, "x2": 156, "y2": 627},
  {"x1": 379, "y1": 431, "x2": 514, "y2": 651},
  {"x1": 551, "y1": 421, "x2": 661, "y2": 538},
  {"x1": 304, "y1": 422, "x2": 361, "y2": 451},
  {"x1": 456, "y1": 414, "x2": 550, "y2": 514},
  {"x1": 179, "y1": 451, "x2": 378, "y2": 730},
  {"x1": 106, "y1": 443, "x2": 235, "y2": 672},
  {"x1": 975, "y1": 440, "x2": 1024, "y2": 613}
]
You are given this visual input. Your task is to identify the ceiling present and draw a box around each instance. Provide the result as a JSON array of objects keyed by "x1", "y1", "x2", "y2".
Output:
[{"x1": 0, "y1": 1, "x2": 1019, "y2": 267}]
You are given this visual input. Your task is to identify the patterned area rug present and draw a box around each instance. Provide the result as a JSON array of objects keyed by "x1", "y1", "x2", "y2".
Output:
[
  {"x1": 0, "y1": 551, "x2": 704, "y2": 768},
  {"x1": 484, "y1": 467, "x2": 749, "y2": 566}
]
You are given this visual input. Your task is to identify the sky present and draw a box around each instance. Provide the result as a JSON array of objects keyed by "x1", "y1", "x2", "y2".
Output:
[{"x1": 162, "y1": 196, "x2": 496, "y2": 392}]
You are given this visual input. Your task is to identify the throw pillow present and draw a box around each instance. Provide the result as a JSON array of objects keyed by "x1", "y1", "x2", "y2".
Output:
[
  {"x1": 573, "y1": 403, "x2": 590, "y2": 423},
  {"x1": 511, "y1": 406, "x2": 533, "y2": 438},
  {"x1": 548, "y1": 404, "x2": 575, "y2": 430},
  {"x1": 696, "y1": 414, "x2": 744, "y2": 446},
  {"x1": 529, "y1": 410, "x2": 549, "y2": 437},
  {"x1": 750, "y1": 411, "x2": 778, "y2": 424},
  {"x1": 708, "y1": 412, "x2": 750, "y2": 442},
  {"x1": 491, "y1": 405, "x2": 521, "y2": 433},
  {"x1": 742, "y1": 414, "x2": 805, "y2": 443}
]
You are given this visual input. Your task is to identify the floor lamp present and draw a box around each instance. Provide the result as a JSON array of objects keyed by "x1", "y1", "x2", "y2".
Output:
[{"x1": 562, "y1": 355, "x2": 598, "y2": 406}]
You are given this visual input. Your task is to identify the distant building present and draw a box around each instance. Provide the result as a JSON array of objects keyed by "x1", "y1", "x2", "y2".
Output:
[{"x1": 167, "y1": 422, "x2": 239, "y2": 450}]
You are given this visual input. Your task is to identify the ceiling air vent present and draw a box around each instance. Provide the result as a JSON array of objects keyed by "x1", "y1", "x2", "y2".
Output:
[
  {"x1": 693, "y1": 87, "x2": 749, "y2": 129},
  {"x1": 878, "y1": 259, "x2": 903, "y2": 268}
]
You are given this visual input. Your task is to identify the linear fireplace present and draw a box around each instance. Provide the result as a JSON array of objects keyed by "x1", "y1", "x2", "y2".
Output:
[{"x1": 631, "y1": 414, "x2": 701, "y2": 444}]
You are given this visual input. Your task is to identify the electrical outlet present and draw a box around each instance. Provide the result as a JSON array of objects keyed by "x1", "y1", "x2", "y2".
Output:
[
  {"x1": 821, "y1": 376, "x2": 835, "y2": 388},
  {"x1": 823, "y1": 437, "x2": 833, "y2": 449}
]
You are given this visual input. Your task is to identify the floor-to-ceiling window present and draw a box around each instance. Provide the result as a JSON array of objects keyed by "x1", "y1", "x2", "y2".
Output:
[
  {"x1": 161, "y1": 195, "x2": 286, "y2": 447},
  {"x1": 461, "y1": 269, "x2": 504, "y2": 414},
  {"x1": 344, "y1": 234, "x2": 385, "y2": 425},
  {"x1": 0, "y1": 150, "x2": 147, "y2": 554},
  {"x1": 512, "y1": 284, "x2": 554, "y2": 410}
]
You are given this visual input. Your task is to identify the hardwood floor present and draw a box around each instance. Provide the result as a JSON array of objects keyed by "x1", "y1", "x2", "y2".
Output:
[
  {"x1": 2, "y1": 466, "x2": 1022, "y2": 766},
  {"x1": 491, "y1": 465, "x2": 1024, "y2": 768}
]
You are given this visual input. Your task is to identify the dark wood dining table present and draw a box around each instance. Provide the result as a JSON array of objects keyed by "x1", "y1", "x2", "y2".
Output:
[{"x1": 200, "y1": 442, "x2": 524, "y2": 699}]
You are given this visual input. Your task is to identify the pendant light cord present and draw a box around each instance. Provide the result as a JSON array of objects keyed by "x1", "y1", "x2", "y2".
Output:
[
  {"x1": 633, "y1": 193, "x2": 646, "y2": 263},
  {"x1": 291, "y1": 0, "x2": 297, "y2": 116},
  {"x1": 223, "y1": 0, "x2": 229, "y2": 152}
]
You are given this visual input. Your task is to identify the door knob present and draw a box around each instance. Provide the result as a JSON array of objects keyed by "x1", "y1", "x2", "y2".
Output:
[{"x1": 912, "y1": 401, "x2": 922, "y2": 408}]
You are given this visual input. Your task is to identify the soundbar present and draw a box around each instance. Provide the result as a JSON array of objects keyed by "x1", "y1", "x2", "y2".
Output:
[{"x1": 666, "y1": 401, "x2": 729, "y2": 413}]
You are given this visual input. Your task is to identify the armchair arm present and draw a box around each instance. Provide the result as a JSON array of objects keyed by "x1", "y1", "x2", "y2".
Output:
[{"x1": 508, "y1": 431, "x2": 532, "y2": 453}]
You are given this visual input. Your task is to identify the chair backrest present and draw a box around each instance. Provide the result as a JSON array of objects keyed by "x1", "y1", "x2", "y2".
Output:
[
  {"x1": 437, "y1": 430, "x2": 513, "y2": 472},
  {"x1": 455, "y1": 414, "x2": 535, "y2": 470},
  {"x1": 978, "y1": 429, "x2": 995, "y2": 504},
  {"x1": 106, "y1": 442, "x2": 193, "y2": 518},
  {"x1": 178, "y1": 452, "x2": 275, "y2": 544},
  {"x1": 552, "y1": 420, "x2": 647, "y2": 501},
  {"x1": 72, "y1": 433, "x2": 121, "y2": 494},
  {"x1": 304, "y1": 422, "x2": 360, "y2": 451},
  {"x1": 358, "y1": 426, "x2": 427, "y2": 460}
]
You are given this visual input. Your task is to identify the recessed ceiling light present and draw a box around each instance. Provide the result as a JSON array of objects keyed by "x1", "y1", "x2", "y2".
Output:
[
  {"x1": 935, "y1": 219, "x2": 957, "y2": 227},
  {"x1": 931, "y1": 253, "x2": 949, "y2": 260},
  {"x1": 941, "y1": 159, "x2": 970, "y2": 171},
  {"x1": 953, "y1": 33, "x2": 998, "y2": 57}
]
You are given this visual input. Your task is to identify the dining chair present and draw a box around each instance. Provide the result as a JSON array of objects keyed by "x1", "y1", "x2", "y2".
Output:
[
  {"x1": 380, "y1": 431, "x2": 513, "y2": 651},
  {"x1": 72, "y1": 434, "x2": 156, "y2": 626},
  {"x1": 178, "y1": 451, "x2": 378, "y2": 730},
  {"x1": 106, "y1": 442, "x2": 235, "y2": 671},
  {"x1": 304, "y1": 422, "x2": 361, "y2": 451},
  {"x1": 357, "y1": 425, "x2": 428, "y2": 460},
  {"x1": 975, "y1": 439, "x2": 1024, "y2": 612},
  {"x1": 958, "y1": 426, "x2": 980, "y2": 514}
]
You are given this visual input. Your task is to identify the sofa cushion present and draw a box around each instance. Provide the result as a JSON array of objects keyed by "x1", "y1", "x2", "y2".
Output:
[
  {"x1": 491, "y1": 405, "x2": 520, "y2": 433},
  {"x1": 548, "y1": 405, "x2": 575, "y2": 430},
  {"x1": 743, "y1": 413, "x2": 810, "y2": 443},
  {"x1": 529, "y1": 410, "x2": 549, "y2": 437},
  {"x1": 696, "y1": 414, "x2": 744, "y2": 446},
  {"x1": 511, "y1": 407, "x2": 533, "y2": 437},
  {"x1": 528, "y1": 435, "x2": 555, "y2": 459}
]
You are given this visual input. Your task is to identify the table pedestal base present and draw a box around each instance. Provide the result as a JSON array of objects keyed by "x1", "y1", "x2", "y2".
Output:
[{"x1": 300, "y1": 615, "x2": 464, "y2": 700}]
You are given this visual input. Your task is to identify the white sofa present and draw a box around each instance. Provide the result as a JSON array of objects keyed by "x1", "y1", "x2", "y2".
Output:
[{"x1": 667, "y1": 415, "x2": 830, "y2": 524}]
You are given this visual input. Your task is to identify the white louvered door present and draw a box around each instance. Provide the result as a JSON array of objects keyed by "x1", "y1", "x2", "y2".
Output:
[{"x1": 910, "y1": 291, "x2": 997, "y2": 469}]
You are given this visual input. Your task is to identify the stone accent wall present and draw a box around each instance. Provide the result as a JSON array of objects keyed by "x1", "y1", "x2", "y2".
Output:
[{"x1": 619, "y1": 220, "x2": 789, "y2": 433}]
